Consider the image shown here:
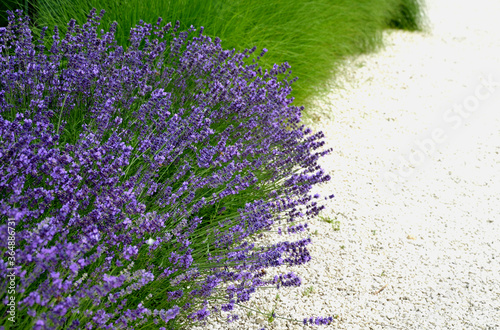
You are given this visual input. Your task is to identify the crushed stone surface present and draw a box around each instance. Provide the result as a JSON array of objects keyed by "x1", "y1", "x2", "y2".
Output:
[{"x1": 193, "y1": 0, "x2": 500, "y2": 328}]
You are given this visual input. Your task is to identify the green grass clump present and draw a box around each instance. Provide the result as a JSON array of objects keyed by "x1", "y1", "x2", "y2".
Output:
[
  {"x1": 2, "y1": 0, "x2": 423, "y2": 118},
  {"x1": 387, "y1": 0, "x2": 423, "y2": 31},
  {"x1": 319, "y1": 214, "x2": 341, "y2": 231}
]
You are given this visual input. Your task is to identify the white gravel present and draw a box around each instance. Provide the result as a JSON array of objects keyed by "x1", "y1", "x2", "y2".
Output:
[{"x1": 193, "y1": 0, "x2": 500, "y2": 328}]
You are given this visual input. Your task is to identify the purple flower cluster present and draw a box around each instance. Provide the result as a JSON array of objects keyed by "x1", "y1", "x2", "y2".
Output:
[
  {"x1": 0, "y1": 9, "x2": 334, "y2": 328},
  {"x1": 303, "y1": 316, "x2": 335, "y2": 326}
]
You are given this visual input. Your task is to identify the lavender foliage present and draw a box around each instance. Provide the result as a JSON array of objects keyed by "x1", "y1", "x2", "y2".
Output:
[{"x1": 0, "y1": 9, "x2": 334, "y2": 328}]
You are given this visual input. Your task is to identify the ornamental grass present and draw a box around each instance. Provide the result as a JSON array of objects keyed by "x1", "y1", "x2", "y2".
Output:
[{"x1": 0, "y1": 0, "x2": 423, "y2": 118}]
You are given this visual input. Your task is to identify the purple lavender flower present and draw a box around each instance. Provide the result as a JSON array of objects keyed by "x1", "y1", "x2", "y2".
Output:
[
  {"x1": 0, "y1": 8, "x2": 333, "y2": 328},
  {"x1": 159, "y1": 306, "x2": 180, "y2": 323}
]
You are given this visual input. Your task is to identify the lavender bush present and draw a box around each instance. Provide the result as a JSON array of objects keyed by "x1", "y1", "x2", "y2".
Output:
[{"x1": 0, "y1": 9, "x2": 334, "y2": 329}]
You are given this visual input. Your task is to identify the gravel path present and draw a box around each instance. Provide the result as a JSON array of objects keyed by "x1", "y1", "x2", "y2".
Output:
[{"x1": 195, "y1": 0, "x2": 500, "y2": 328}]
